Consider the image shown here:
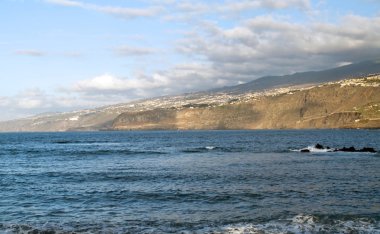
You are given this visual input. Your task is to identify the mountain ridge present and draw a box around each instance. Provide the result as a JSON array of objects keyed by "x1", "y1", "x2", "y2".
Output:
[{"x1": 211, "y1": 60, "x2": 380, "y2": 94}]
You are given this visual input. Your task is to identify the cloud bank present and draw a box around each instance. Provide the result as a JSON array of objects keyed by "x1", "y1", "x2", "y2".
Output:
[{"x1": 177, "y1": 14, "x2": 380, "y2": 81}]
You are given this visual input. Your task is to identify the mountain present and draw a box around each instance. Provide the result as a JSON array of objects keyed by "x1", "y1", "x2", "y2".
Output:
[
  {"x1": 0, "y1": 61, "x2": 379, "y2": 132},
  {"x1": 212, "y1": 60, "x2": 380, "y2": 94}
]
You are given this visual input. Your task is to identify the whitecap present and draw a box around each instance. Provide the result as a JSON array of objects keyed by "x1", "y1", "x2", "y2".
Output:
[
  {"x1": 292, "y1": 145, "x2": 335, "y2": 153},
  {"x1": 201, "y1": 214, "x2": 380, "y2": 234}
]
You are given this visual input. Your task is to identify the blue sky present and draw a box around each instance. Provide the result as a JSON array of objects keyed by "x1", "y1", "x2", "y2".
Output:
[{"x1": 1, "y1": 0, "x2": 379, "y2": 120}]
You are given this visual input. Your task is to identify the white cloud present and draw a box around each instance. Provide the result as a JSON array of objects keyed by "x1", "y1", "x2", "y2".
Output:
[
  {"x1": 0, "y1": 89, "x2": 54, "y2": 120},
  {"x1": 218, "y1": 0, "x2": 311, "y2": 12},
  {"x1": 45, "y1": 0, "x2": 83, "y2": 7},
  {"x1": 72, "y1": 74, "x2": 169, "y2": 94},
  {"x1": 0, "y1": 88, "x2": 111, "y2": 121},
  {"x1": 93, "y1": 5, "x2": 162, "y2": 19},
  {"x1": 162, "y1": 0, "x2": 311, "y2": 21},
  {"x1": 177, "y1": 14, "x2": 380, "y2": 81},
  {"x1": 45, "y1": 0, "x2": 162, "y2": 19},
  {"x1": 260, "y1": 0, "x2": 311, "y2": 10},
  {"x1": 14, "y1": 89, "x2": 49, "y2": 109},
  {"x1": 0, "y1": 97, "x2": 10, "y2": 107},
  {"x1": 68, "y1": 64, "x2": 227, "y2": 100},
  {"x1": 15, "y1": 50, "x2": 45, "y2": 57},
  {"x1": 17, "y1": 99, "x2": 43, "y2": 109},
  {"x1": 74, "y1": 74, "x2": 130, "y2": 92},
  {"x1": 114, "y1": 45, "x2": 156, "y2": 56}
]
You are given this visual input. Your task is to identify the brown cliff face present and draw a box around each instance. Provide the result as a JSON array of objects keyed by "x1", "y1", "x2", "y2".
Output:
[
  {"x1": 113, "y1": 109, "x2": 177, "y2": 130},
  {"x1": 112, "y1": 84, "x2": 380, "y2": 130}
]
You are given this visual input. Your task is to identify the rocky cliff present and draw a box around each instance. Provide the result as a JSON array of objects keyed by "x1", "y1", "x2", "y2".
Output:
[{"x1": 112, "y1": 75, "x2": 380, "y2": 130}]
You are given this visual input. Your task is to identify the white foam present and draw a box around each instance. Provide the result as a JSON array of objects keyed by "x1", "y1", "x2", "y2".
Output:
[
  {"x1": 205, "y1": 146, "x2": 215, "y2": 150},
  {"x1": 202, "y1": 214, "x2": 380, "y2": 234},
  {"x1": 306, "y1": 146, "x2": 335, "y2": 152},
  {"x1": 293, "y1": 145, "x2": 335, "y2": 153},
  {"x1": 2, "y1": 216, "x2": 379, "y2": 234}
]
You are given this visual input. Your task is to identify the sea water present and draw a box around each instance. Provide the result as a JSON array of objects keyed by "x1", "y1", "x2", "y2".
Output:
[{"x1": 0, "y1": 130, "x2": 379, "y2": 233}]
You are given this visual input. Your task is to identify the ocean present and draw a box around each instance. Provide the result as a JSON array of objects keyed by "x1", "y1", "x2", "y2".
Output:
[{"x1": 0, "y1": 130, "x2": 379, "y2": 233}]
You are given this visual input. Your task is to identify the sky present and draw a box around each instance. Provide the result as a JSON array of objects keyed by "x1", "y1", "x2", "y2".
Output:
[{"x1": 1, "y1": 0, "x2": 380, "y2": 120}]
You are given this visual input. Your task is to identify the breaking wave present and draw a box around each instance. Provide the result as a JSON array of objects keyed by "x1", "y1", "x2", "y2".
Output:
[
  {"x1": 291, "y1": 145, "x2": 378, "y2": 154},
  {"x1": 201, "y1": 214, "x2": 380, "y2": 234},
  {"x1": 181, "y1": 146, "x2": 245, "y2": 153},
  {"x1": 1, "y1": 214, "x2": 379, "y2": 233},
  {"x1": 290, "y1": 145, "x2": 335, "y2": 153}
]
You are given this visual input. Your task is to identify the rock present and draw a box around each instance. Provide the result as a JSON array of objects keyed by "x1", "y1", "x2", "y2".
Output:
[
  {"x1": 335, "y1": 146, "x2": 376, "y2": 152},
  {"x1": 359, "y1": 147, "x2": 376, "y2": 153},
  {"x1": 338, "y1": 146, "x2": 356, "y2": 152},
  {"x1": 299, "y1": 145, "x2": 377, "y2": 153},
  {"x1": 315, "y1": 143, "x2": 324, "y2": 149}
]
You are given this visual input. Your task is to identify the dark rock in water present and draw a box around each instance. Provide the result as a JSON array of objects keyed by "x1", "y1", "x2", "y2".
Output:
[
  {"x1": 315, "y1": 143, "x2": 324, "y2": 149},
  {"x1": 338, "y1": 146, "x2": 356, "y2": 152},
  {"x1": 358, "y1": 147, "x2": 376, "y2": 153},
  {"x1": 340, "y1": 147, "x2": 348, "y2": 151},
  {"x1": 298, "y1": 145, "x2": 376, "y2": 153},
  {"x1": 335, "y1": 146, "x2": 376, "y2": 153}
]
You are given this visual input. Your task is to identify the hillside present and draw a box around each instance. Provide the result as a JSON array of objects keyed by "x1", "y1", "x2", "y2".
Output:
[
  {"x1": 0, "y1": 61, "x2": 380, "y2": 131},
  {"x1": 0, "y1": 91, "x2": 244, "y2": 132},
  {"x1": 113, "y1": 75, "x2": 380, "y2": 130}
]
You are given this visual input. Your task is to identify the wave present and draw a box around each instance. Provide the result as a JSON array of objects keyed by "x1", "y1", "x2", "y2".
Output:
[
  {"x1": 0, "y1": 222, "x2": 121, "y2": 234},
  {"x1": 182, "y1": 146, "x2": 245, "y2": 153},
  {"x1": 0, "y1": 148, "x2": 167, "y2": 157},
  {"x1": 53, "y1": 140, "x2": 105, "y2": 144},
  {"x1": 2, "y1": 214, "x2": 378, "y2": 233},
  {"x1": 67, "y1": 149, "x2": 168, "y2": 156},
  {"x1": 291, "y1": 144, "x2": 378, "y2": 154},
  {"x1": 52, "y1": 140, "x2": 121, "y2": 146},
  {"x1": 200, "y1": 214, "x2": 380, "y2": 234},
  {"x1": 290, "y1": 145, "x2": 335, "y2": 153},
  {"x1": 53, "y1": 140, "x2": 81, "y2": 144}
]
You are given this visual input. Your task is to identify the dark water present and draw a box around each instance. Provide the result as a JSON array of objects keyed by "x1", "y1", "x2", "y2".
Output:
[{"x1": 0, "y1": 130, "x2": 379, "y2": 233}]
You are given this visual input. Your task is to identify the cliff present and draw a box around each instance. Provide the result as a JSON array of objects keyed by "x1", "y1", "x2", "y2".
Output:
[
  {"x1": 112, "y1": 75, "x2": 380, "y2": 130},
  {"x1": 1, "y1": 73, "x2": 379, "y2": 132}
]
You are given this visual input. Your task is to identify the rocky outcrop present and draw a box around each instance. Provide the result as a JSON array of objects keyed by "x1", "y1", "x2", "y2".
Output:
[{"x1": 299, "y1": 144, "x2": 377, "y2": 153}]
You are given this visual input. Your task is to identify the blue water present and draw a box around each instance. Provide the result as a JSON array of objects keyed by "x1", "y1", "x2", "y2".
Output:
[{"x1": 0, "y1": 130, "x2": 379, "y2": 233}]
